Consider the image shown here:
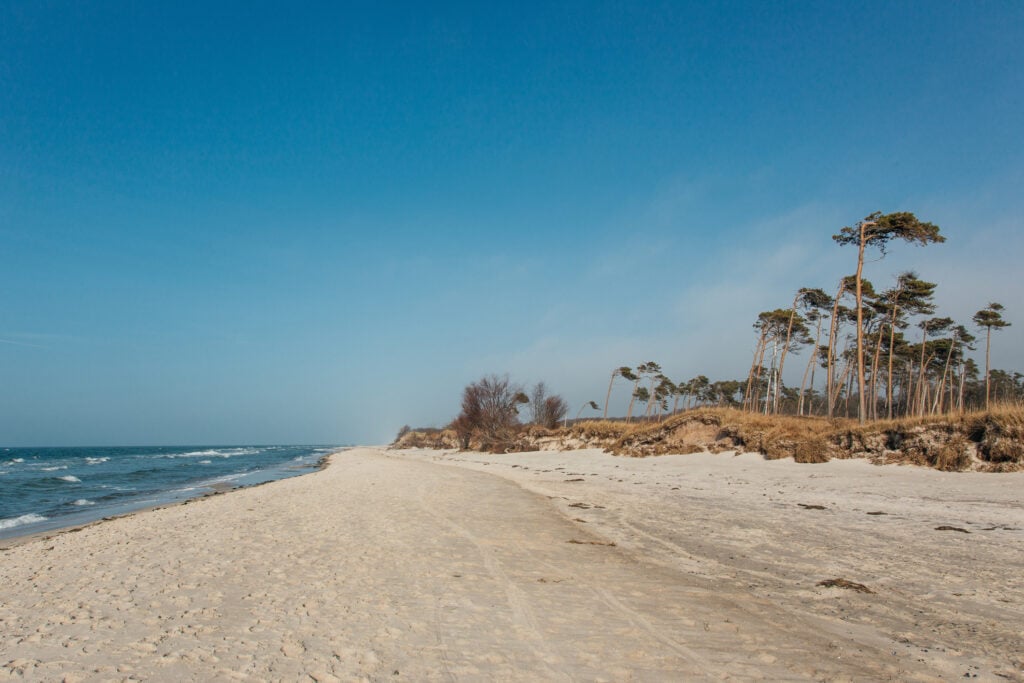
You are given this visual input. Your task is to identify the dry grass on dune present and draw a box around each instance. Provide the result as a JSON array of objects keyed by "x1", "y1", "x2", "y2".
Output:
[
  {"x1": 566, "y1": 409, "x2": 845, "y2": 462},
  {"x1": 392, "y1": 405, "x2": 1024, "y2": 472}
]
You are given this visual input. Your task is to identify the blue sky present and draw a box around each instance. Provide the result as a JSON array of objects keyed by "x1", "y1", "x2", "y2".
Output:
[{"x1": 2, "y1": 2, "x2": 1022, "y2": 445}]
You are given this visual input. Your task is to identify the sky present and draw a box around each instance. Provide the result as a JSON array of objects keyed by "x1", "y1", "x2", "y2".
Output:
[{"x1": 2, "y1": 1, "x2": 1022, "y2": 446}]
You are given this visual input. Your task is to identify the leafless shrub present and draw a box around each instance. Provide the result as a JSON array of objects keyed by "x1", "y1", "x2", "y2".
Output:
[
  {"x1": 529, "y1": 382, "x2": 570, "y2": 429},
  {"x1": 454, "y1": 374, "x2": 529, "y2": 452}
]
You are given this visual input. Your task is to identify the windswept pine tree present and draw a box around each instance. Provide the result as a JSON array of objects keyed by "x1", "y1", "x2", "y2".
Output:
[
  {"x1": 603, "y1": 366, "x2": 634, "y2": 418},
  {"x1": 913, "y1": 317, "x2": 954, "y2": 416},
  {"x1": 653, "y1": 376, "x2": 675, "y2": 421},
  {"x1": 638, "y1": 362, "x2": 664, "y2": 419},
  {"x1": 824, "y1": 276, "x2": 857, "y2": 418},
  {"x1": 625, "y1": 363, "x2": 659, "y2": 422},
  {"x1": 833, "y1": 212, "x2": 944, "y2": 422},
  {"x1": 939, "y1": 325, "x2": 975, "y2": 414},
  {"x1": 796, "y1": 288, "x2": 833, "y2": 416},
  {"x1": 632, "y1": 386, "x2": 650, "y2": 418},
  {"x1": 773, "y1": 291, "x2": 814, "y2": 414},
  {"x1": 743, "y1": 309, "x2": 793, "y2": 413},
  {"x1": 567, "y1": 400, "x2": 600, "y2": 427},
  {"x1": 973, "y1": 303, "x2": 1011, "y2": 411},
  {"x1": 876, "y1": 273, "x2": 936, "y2": 418}
]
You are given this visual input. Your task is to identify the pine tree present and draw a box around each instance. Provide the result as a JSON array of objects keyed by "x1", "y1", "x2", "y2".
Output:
[
  {"x1": 973, "y1": 303, "x2": 1011, "y2": 411},
  {"x1": 833, "y1": 212, "x2": 944, "y2": 422}
]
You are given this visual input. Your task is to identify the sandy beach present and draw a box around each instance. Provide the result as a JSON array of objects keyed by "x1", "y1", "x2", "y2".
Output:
[{"x1": 1, "y1": 447, "x2": 1022, "y2": 681}]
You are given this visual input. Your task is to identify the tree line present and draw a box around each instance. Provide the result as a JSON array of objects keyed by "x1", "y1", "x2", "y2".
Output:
[
  {"x1": 600, "y1": 212, "x2": 1014, "y2": 423},
  {"x1": 443, "y1": 211, "x2": 1016, "y2": 447}
]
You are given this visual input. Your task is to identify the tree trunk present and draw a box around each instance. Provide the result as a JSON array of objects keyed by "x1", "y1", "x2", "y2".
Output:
[
  {"x1": 885, "y1": 301, "x2": 901, "y2": 419},
  {"x1": 805, "y1": 317, "x2": 824, "y2": 416},
  {"x1": 743, "y1": 332, "x2": 766, "y2": 411},
  {"x1": 625, "y1": 378, "x2": 640, "y2": 422},
  {"x1": 754, "y1": 337, "x2": 769, "y2": 413},
  {"x1": 826, "y1": 280, "x2": 846, "y2": 418},
  {"x1": 918, "y1": 352, "x2": 937, "y2": 417},
  {"x1": 957, "y1": 363, "x2": 967, "y2": 413},
  {"x1": 985, "y1": 327, "x2": 992, "y2": 411},
  {"x1": 854, "y1": 225, "x2": 868, "y2": 423},
  {"x1": 644, "y1": 378, "x2": 655, "y2": 418},
  {"x1": 602, "y1": 370, "x2": 617, "y2": 419},
  {"x1": 934, "y1": 339, "x2": 957, "y2": 415},
  {"x1": 774, "y1": 297, "x2": 799, "y2": 414},
  {"x1": 831, "y1": 357, "x2": 852, "y2": 417},
  {"x1": 797, "y1": 317, "x2": 821, "y2": 417},
  {"x1": 868, "y1": 320, "x2": 887, "y2": 420},
  {"x1": 764, "y1": 339, "x2": 779, "y2": 416},
  {"x1": 916, "y1": 328, "x2": 929, "y2": 417},
  {"x1": 903, "y1": 358, "x2": 914, "y2": 418}
]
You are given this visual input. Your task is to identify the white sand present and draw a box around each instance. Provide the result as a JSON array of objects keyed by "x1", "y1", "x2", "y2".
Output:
[{"x1": 1, "y1": 446, "x2": 1022, "y2": 681}]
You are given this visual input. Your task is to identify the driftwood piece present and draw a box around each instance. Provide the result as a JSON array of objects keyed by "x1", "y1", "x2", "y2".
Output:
[{"x1": 818, "y1": 578, "x2": 873, "y2": 593}]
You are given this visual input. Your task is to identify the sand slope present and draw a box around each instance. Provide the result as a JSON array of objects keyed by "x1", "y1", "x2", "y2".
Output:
[{"x1": 1, "y1": 447, "x2": 1021, "y2": 681}]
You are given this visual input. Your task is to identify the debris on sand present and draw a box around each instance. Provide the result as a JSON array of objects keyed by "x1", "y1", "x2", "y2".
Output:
[
  {"x1": 817, "y1": 578, "x2": 873, "y2": 593},
  {"x1": 567, "y1": 539, "x2": 616, "y2": 547}
]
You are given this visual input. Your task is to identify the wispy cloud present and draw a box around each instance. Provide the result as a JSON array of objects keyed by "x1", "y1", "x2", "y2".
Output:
[
  {"x1": 0, "y1": 332, "x2": 80, "y2": 349},
  {"x1": 0, "y1": 338, "x2": 47, "y2": 349}
]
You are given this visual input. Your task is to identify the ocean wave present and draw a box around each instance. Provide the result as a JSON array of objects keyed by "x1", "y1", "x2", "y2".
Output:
[
  {"x1": 4, "y1": 458, "x2": 25, "y2": 465},
  {"x1": 58, "y1": 475, "x2": 81, "y2": 483},
  {"x1": 85, "y1": 457, "x2": 109, "y2": 465},
  {"x1": 177, "y1": 473, "x2": 248, "y2": 494},
  {"x1": 198, "y1": 460, "x2": 212, "y2": 464},
  {"x1": 72, "y1": 499, "x2": 95, "y2": 506},
  {"x1": 0, "y1": 513, "x2": 48, "y2": 530},
  {"x1": 168, "y1": 448, "x2": 261, "y2": 459},
  {"x1": 41, "y1": 465, "x2": 68, "y2": 471}
]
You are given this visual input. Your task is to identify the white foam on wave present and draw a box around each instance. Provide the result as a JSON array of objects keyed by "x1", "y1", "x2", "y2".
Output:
[
  {"x1": 73, "y1": 499, "x2": 95, "y2": 506},
  {"x1": 85, "y1": 457, "x2": 109, "y2": 465},
  {"x1": 8, "y1": 458, "x2": 25, "y2": 464},
  {"x1": 41, "y1": 465, "x2": 68, "y2": 471},
  {"x1": 199, "y1": 460, "x2": 212, "y2": 464},
  {"x1": 170, "y1": 448, "x2": 260, "y2": 459},
  {"x1": 58, "y1": 475, "x2": 81, "y2": 483},
  {"x1": 0, "y1": 513, "x2": 48, "y2": 530}
]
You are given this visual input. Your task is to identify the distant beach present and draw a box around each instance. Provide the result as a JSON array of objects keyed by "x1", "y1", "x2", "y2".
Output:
[{"x1": 2, "y1": 446, "x2": 1021, "y2": 680}]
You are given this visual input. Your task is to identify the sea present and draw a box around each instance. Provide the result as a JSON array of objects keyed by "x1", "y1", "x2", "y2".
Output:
[{"x1": 0, "y1": 445, "x2": 341, "y2": 541}]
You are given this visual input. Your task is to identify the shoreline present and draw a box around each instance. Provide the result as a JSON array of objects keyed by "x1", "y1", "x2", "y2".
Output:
[
  {"x1": 0, "y1": 449, "x2": 344, "y2": 550},
  {"x1": 2, "y1": 446, "x2": 1021, "y2": 680}
]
